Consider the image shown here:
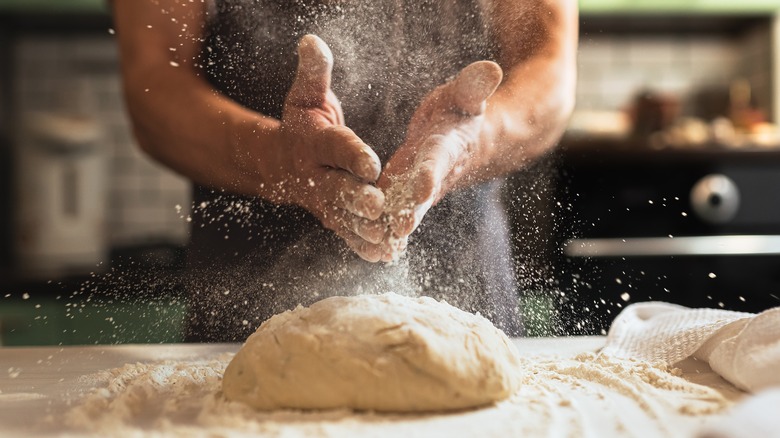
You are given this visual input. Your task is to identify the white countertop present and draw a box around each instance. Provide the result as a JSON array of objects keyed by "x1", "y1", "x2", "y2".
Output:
[{"x1": 0, "y1": 337, "x2": 744, "y2": 437}]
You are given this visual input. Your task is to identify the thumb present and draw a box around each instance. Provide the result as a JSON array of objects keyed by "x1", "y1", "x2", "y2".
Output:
[
  {"x1": 287, "y1": 34, "x2": 334, "y2": 107},
  {"x1": 449, "y1": 61, "x2": 503, "y2": 116}
]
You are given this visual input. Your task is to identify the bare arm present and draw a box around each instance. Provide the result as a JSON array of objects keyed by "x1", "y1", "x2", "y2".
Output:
[
  {"x1": 113, "y1": 0, "x2": 386, "y2": 261},
  {"x1": 471, "y1": 0, "x2": 578, "y2": 181},
  {"x1": 113, "y1": 0, "x2": 276, "y2": 195}
]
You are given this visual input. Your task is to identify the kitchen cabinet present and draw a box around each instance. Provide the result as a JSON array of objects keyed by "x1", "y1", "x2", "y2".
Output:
[
  {"x1": 581, "y1": 0, "x2": 780, "y2": 14},
  {"x1": 551, "y1": 140, "x2": 780, "y2": 335}
]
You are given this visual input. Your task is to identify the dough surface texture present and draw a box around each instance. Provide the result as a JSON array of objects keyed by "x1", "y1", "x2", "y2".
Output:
[{"x1": 222, "y1": 293, "x2": 523, "y2": 412}]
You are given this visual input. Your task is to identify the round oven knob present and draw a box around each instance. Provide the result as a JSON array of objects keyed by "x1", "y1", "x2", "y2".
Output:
[{"x1": 690, "y1": 174, "x2": 740, "y2": 224}]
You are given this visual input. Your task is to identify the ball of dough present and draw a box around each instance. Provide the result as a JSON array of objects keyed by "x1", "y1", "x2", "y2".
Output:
[{"x1": 222, "y1": 293, "x2": 522, "y2": 412}]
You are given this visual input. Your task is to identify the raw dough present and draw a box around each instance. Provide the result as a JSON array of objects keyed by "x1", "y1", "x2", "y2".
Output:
[{"x1": 222, "y1": 293, "x2": 523, "y2": 412}]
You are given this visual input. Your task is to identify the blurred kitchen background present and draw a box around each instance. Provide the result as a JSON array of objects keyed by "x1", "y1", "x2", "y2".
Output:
[{"x1": 1, "y1": 0, "x2": 779, "y2": 345}]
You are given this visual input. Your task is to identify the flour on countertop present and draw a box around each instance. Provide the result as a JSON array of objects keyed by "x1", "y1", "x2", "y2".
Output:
[{"x1": 58, "y1": 352, "x2": 735, "y2": 437}]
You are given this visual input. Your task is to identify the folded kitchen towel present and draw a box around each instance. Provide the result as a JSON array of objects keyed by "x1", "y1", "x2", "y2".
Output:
[{"x1": 602, "y1": 301, "x2": 780, "y2": 393}]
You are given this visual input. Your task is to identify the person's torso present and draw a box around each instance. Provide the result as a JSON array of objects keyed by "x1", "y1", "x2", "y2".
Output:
[
  {"x1": 203, "y1": 0, "x2": 492, "y2": 159},
  {"x1": 184, "y1": 0, "x2": 522, "y2": 340}
]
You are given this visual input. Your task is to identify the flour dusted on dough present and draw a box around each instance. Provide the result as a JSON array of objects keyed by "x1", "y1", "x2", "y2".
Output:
[{"x1": 222, "y1": 293, "x2": 523, "y2": 412}]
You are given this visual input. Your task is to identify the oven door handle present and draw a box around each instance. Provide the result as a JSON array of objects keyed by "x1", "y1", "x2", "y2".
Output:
[{"x1": 563, "y1": 235, "x2": 780, "y2": 257}]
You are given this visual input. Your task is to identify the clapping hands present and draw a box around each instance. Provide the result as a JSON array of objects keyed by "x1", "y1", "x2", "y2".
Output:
[{"x1": 280, "y1": 35, "x2": 502, "y2": 263}]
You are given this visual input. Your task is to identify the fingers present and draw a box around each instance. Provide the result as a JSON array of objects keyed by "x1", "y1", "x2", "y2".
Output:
[
  {"x1": 380, "y1": 234, "x2": 408, "y2": 263},
  {"x1": 344, "y1": 234, "x2": 385, "y2": 263},
  {"x1": 287, "y1": 34, "x2": 334, "y2": 107},
  {"x1": 315, "y1": 127, "x2": 382, "y2": 183},
  {"x1": 350, "y1": 216, "x2": 387, "y2": 244},
  {"x1": 339, "y1": 183, "x2": 385, "y2": 221},
  {"x1": 449, "y1": 60, "x2": 503, "y2": 116},
  {"x1": 385, "y1": 134, "x2": 460, "y2": 236},
  {"x1": 308, "y1": 173, "x2": 387, "y2": 262},
  {"x1": 318, "y1": 208, "x2": 386, "y2": 262},
  {"x1": 318, "y1": 168, "x2": 384, "y2": 220},
  {"x1": 388, "y1": 195, "x2": 434, "y2": 238}
]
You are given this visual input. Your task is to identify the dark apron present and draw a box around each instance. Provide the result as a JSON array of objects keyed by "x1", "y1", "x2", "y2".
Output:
[{"x1": 184, "y1": 0, "x2": 522, "y2": 341}]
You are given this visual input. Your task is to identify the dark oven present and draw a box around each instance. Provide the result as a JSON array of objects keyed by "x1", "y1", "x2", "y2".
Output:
[{"x1": 553, "y1": 141, "x2": 780, "y2": 335}]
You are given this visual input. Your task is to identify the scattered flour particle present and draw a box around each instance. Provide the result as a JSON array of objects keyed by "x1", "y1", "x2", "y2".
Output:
[
  {"x1": 708, "y1": 273, "x2": 717, "y2": 279},
  {"x1": 615, "y1": 278, "x2": 622, "y2": 285},
  {"x1": 739, "y1": 296, "x2": 746, "y2": 302},
  {"x1": 108, "y1": 28, "x2": 115, "y2": 35},
  {"x1": 8, "y1": 368, "x2": 21, "y2": 379},
  {"x1": 22, "y1": 293, "x2": 30, "y2": 300},
  {"x1": 242, "y1": 320, "x2": 249, "y2": 326},
  {"x1": 620, "y1": 292, "x2": 631, "y2": 302},
  {"x1": 170, "y1": 61, "x2": 180, "y2": 67},
  {"x1": 682, "y1": 212, "x2": 688, "y2": 217}
]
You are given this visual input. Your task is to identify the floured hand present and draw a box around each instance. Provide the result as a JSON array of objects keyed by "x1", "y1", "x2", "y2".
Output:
[
  {"x1": 377, "y1": 61, "x2": 503, "y2": 262},
  {"x1": 264, "y1": 35, "x2": 386, "y2": 262}
]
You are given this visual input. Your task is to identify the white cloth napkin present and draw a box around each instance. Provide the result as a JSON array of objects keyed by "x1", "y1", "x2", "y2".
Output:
[{"x1": 602, "y1": 302, "x2": 780, "y2": 393}]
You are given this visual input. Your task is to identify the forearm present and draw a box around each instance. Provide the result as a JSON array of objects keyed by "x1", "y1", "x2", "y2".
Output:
[
  {"x1": 123, "y1": 66, "x2": 280, "y2": 197},
  {"x1": 114, "y1": 0, "x2": 280, "y2": 199},
  {"x1": 462, "y1": 0, "x2": 578, "y2": 183}
]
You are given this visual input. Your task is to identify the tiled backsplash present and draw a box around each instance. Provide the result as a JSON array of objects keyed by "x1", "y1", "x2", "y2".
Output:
[
  {"x1": 13, "y1": 35, "x2": 191, "y2": 248},
  {"x1": 10, "y1": 23, "x2": 775, "y2": 248},
  {"x1": 576, "y1": 26, "x2": 773, "y2": 118},
  {"x1": 737, "y1": 21, "x2": 773, "y2": 118}
]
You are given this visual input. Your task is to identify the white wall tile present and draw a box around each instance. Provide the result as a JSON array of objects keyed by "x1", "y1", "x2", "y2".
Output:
[
  {"x1": 575, "y1": 32, "x2": 748, "y2": 116},
  {"x1": 13, "y1": 35, "x2": 191, "y2": 248}
]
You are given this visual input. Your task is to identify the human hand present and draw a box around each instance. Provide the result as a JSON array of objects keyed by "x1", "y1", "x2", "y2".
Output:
[
  {"x1": 377, "y1": 61, "x2": 503, "y2": 261},
  {"x1": 263, "y1": 35, "x2": 387, "y2": 261}
]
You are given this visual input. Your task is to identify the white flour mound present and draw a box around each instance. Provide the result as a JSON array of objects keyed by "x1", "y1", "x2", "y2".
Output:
[{"x1": 61, "y1": 352, "x2": 735, "y2": 437}]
